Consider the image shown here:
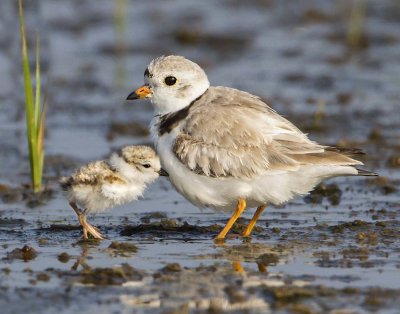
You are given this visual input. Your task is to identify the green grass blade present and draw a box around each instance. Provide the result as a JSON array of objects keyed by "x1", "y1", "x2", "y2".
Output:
[
  {"x1": 35, "y1": 34, "x2": 41, "y2": 136},
  {"x1": 34, "y1": 35, "x2": 42, "y2": 191},
  {"x1": 19, "y1": 0, "x2": 35, "y2": 121},
  {"x1": 19, "y1": 0, "x2": 43, "y2": 192},
  {"x1": 38, "y1": 94, "x2": 47, "y2": 184},
  {"x1": 19, "y1": 0, "x2": 35, "y2": 185}
]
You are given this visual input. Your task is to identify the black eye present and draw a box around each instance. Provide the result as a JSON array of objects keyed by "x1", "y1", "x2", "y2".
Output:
[
  {"x1": 142, "y1": 164, "x2": 151, "y2": 168},
  {"x1": 164, "y1": 76, "x2": 177, "y2": 86},
  {"x1": 144, "y1": 68, "x2": 150, "y2": 77}
]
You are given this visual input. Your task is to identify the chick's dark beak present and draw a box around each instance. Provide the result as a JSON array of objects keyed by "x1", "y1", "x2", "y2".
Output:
[
  {"x1": 126, "y1": 85, "x2": 152, "y2": 100},
  {"x1": 158, "y1": 168, "x2": 169, "y2": 177}
]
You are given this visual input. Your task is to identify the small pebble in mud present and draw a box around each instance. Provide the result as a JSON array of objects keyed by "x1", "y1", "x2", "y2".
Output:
[
  {"x1": 140, "y1": 211, "x2": 168, "y2": 223},
  {"x1": 161, "y1": 263, "x2": 182, "y2": 273},
  {"x1": 313, "y1": 251, "x2": 330, "y2": 263},
  {"x1": 108, "y1": 241, "x2": 138, "y2": 256},
  {"x1": 80, "y1": 264, "x2": 143, "y2": 285},
  {"x1": 288, "y1": 303, "x2": 316, "y2": 314},
  {"x1": 364, "y1": 294, "x2": 384, "y2": 310},
  {"x1": 356, "y1": 232, "x2": 378, "y2": 245},
  {"x1": 264, "y1": 286, "x2": 314, "y2": 306},
  {"x1": 0, "y1": 184, "x2": 22, "y2": 203},
  {"x1": 331, "y1": 220, "x2": 368, "y2": 233},
  {"x1": 336, "y1": 92, "x2": 353, "y2": 105},
  {"x1": 224, "y1": 285, "x2": 246, "y2": 303},
  {"x1": 38, "y1": 238, "x2": 48, "y2": 245},
  {"x1": 57, "y1": 252, "x2": 70, "y2": 263},
  {"x1": 257, "y1": 253, "x2": 279, "y2": 267},
  {"x1": 36, "y1": 273, "x2": 51, "y2": 282},
  {"x1": 304, "y1": 183, "x2": 342, "y2": 205},
  {"x1": 387, "y1": 155, "x2": 400, "y2": 168},
  {"x1": 375, "y1": 221, "x2": 386, "y2": 228},
  {"x1": 380, "y1": 228, "x2": 399, "y2": 239},
  {"x1": 341, "y1": 247, "x2": 369, "y2": 261},
  {"x1": 368, "y1": 177, "x2": 398, "y2": 195},
  {"x1": 231, "y1": 218, "x2": 264, "y2": 234},
  {"x1": 7, "y1": 245, "x2": 37, "y2": 262},
  {"x1": 271, "y1": 227, "x2": 281, "y2": 234},
  {"x1": 0, "y1": 184, "x2": 9, "y2": 193},
  {"x1": 342, "y1": 287, "x2": 360, "y2": 294}
]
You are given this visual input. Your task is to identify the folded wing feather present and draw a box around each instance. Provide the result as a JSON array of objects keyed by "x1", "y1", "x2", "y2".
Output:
[{"x1": 173, "y1": 86, "x2": 362, "y2": 179}]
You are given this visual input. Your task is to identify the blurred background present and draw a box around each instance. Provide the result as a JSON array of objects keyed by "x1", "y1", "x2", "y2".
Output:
[
  {"x1": 1, "y1": 0, "x2": 399, "y2": 181},
  {"x1": 0, "y1": 1, "x2": 399, "y2": 313}
]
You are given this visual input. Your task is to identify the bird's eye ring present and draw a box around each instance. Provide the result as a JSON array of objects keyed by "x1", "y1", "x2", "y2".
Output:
[{"x1": 164, "y1": 76, "x2": 177, "y2": 86}]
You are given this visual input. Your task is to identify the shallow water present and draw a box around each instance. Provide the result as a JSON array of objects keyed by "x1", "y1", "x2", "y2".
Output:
[{"x1": 1, "y1": 0, "x2": 400, "y2": 313}]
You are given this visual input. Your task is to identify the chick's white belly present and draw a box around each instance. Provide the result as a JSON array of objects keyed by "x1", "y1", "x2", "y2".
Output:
[{"x1": 67, "y1": 184, "x2": 142, "y2": 214}]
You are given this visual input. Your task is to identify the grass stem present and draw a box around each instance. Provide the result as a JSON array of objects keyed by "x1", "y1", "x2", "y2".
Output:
[{"x1": 18, "y1": 0, "x2": 46, "y2": 193}]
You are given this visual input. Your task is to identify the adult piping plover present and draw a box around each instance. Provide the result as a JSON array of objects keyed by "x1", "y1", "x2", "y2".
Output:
[
  {"x1": 126, "y1": 55, "x2": 376, "y2": 241},
  {"x1": 60, "y1": 146, "x2": 164, "y2": 239}
]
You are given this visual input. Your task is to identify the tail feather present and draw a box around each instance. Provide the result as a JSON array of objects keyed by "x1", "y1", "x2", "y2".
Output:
[
  {"x1": 355, "y1": 168, "x2": 378, "y2": 176},
  {"x1": 326, "y1": 146, "x2": 366, "y2": 157}
]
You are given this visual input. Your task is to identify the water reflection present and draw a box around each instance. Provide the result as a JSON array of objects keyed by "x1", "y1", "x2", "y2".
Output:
[{"x1": 71, "y1": 240, "x2": 98, "y2": 271}]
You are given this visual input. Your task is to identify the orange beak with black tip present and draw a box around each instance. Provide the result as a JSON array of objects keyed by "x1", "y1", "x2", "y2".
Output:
[{"x1": 126, "y1": 85, "x2": 152, "y2": 100}]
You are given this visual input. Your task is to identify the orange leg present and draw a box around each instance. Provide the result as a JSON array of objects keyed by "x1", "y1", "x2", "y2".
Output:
[
  {"x1": 69, "y1": 202, "x2": 104, "y2": 240},
  {"x1": 257, "y1": 262, "x2": 267, "y2": 273},
  {"x1": 79, "y1": 213, "x2": 104, "y2": 240},
  {"x1": 241, "y1": 205, "x2": 266, "y2": 237},
  {"x1": 232, "y1": 261, "x2": 245, "y2": 273},
  {"x1": 215, "y1": 199, "x2": 247, "y2": 241}
]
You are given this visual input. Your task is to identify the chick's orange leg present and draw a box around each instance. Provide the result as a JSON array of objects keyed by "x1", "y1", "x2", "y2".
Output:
[
  {"x1": 81, "y1": 209, "x2": 104, "y2": 240},
  {"x1": 69, "y1": 202, "x2": 103, "y2": 240},
  {"x1": 69, "y1": 202, "x2": 82, "y2": 217},
  {"x1": 215, "y1": 199, "x2": 247, "y2": 241}
]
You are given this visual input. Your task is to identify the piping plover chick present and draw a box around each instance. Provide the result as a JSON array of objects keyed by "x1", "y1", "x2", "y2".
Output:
[
  {"x1": 127, "y1": 55, "x2": 377, "y2": 241},
  {"x1": 60, "y1": 146, "x2": 163, "y2": 239}
]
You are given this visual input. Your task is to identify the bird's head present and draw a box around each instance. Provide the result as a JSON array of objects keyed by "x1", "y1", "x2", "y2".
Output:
[{"x1": 126, "y1": 55, "x2": 210, "y2": 114}]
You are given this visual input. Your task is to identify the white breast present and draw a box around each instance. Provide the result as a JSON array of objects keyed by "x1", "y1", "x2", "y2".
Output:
[{"x1": 151, "y1": 117, "x2": 252, "y2": 211}]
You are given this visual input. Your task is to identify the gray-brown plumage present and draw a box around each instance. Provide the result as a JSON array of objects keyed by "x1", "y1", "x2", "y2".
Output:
[
  {"x1": 127, "y1": 55, "x2": 377, "y2": 241},
  {"x1": 60, "y1": 146, "x2": 162, "y2": 239},
  {"x1": 156, "y1": 86, "x2": 374, "y2": 179},
  {"x1": 60, "y1": 161, "x2": 124, "y2": 190}
]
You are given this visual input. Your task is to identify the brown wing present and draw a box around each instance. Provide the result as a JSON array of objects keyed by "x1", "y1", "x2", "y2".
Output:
[
  {"x1": 173, "y1": 86, "x2": 362, "y2": 178},
  {"x1": 60, "y1": 160, "x2": 125, "y2": 190}
]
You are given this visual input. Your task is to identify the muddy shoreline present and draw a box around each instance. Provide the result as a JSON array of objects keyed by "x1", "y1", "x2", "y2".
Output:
[{"x1": 1, "y1": 1, "x2": 400, "y2": 313}]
